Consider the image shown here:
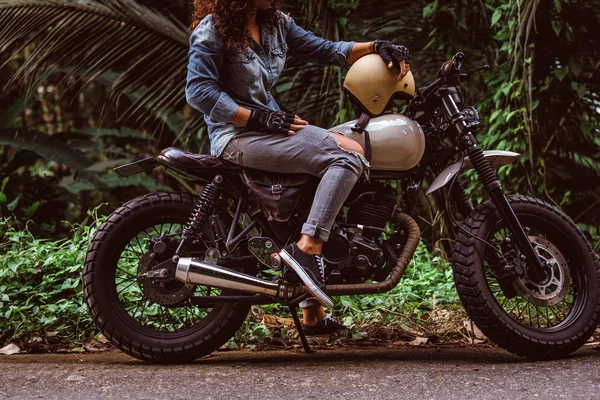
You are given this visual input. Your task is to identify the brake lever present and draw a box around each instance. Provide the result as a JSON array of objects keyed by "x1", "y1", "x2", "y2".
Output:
[
  {"x1": 459, "y1": 64, "x2": 491, "y2": 83},
  {"x1": 467, "y1": 64, "x2": 491, "y2": 75}
]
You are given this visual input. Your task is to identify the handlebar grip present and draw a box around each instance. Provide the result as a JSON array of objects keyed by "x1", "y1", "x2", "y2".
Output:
[
  {"x1": 438, "y1": 52, "x2": 465, "y2": 79},
  {"x1": 439, "y1": 60, "x2": 453, "y2": 77}
]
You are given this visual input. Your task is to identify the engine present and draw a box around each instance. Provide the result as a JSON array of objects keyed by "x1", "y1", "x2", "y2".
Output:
[{"x1": 322, "y1": 182, "x2": 398, "y2": 284}]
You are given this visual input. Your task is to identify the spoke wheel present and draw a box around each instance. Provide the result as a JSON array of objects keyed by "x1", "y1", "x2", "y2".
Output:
[
  {"x1": 484, "y1": 230, "x2": 575, "y2": 330},
  {"x1": 83, "y1": 192, "x2": 250, "y2": 362},
  {"x1": 115, "y1": 220, "x2": 218, "y2": 332},
  {"x1": 453, "y1": 195, "x2": 600, "y2": 359}
]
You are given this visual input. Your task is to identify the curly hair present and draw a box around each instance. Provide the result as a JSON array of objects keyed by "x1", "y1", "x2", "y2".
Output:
[{"x1": 190, "y1": 0, "x2": 284, "y2": 52}]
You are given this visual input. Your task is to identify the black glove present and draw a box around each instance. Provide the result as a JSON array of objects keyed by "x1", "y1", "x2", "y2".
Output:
[
  {"x1": 247, "y1": 109, "x2": 295, "y2": 135},
  {"x1": 371, "y1": 40, "x2": 411, "y2": 68}
]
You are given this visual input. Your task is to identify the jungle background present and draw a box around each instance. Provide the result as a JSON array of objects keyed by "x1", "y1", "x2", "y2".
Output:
[{"x1": 0, "y1": 0, "x2": 599, "y2": 352}]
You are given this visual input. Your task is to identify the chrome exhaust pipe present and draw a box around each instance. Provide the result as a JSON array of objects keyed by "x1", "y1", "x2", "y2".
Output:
[{"x1": 175, "y1": 257, "x2": 298, "y2": 299}]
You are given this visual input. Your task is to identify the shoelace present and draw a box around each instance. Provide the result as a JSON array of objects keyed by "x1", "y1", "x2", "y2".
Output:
[
  {"x1": 322, "y1": 314, "x2": 337, "y2": 326},
  {"x1": 313, "y1": 255, "x2": 326, "y2": 282}
]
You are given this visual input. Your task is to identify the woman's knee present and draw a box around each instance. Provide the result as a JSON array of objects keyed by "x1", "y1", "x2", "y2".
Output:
[
  {"x1": 330, "y1": 148, "x2": 365, "y2": 177},
  {"x1": 328, "y1": 132, "x2": 365, "y2": 157}
]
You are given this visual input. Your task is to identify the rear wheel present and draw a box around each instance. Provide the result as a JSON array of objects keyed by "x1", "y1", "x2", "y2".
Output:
[
  {"x1": 83, "y1": 192, "x2": 250, "y2": 362},
  {"x1": 453, "y1": 195, "x2": 600, "y2": 359}
]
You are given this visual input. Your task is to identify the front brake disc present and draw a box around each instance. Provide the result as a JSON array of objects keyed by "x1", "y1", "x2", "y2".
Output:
[{"x1": 513, "y1": 236, "x2": 570, "y2": 306}]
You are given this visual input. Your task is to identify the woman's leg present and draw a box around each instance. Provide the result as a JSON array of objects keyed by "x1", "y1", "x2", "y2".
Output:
[
  {"x1": 222, "y1": 125, "x2": 367, "y2": 307},
  {"x1": 222, "y1": 125, "x2": 367, "y2": 242},
  {"x1": 329, "y1": 132, "x2": 365, "y2": 157}
]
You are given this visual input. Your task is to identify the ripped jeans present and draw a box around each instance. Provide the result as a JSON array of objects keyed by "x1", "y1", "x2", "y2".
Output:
[
  {"x1": 221, "y1": 125, "x2": 368, "y2": 242},
  {"x1": 221, "y1": 126, "x2": 368, "y2": 308}
]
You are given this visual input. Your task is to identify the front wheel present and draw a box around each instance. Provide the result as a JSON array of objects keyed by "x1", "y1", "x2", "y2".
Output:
[{"x1": 453, "y1": 195, "x2": 600, "y2": 359}]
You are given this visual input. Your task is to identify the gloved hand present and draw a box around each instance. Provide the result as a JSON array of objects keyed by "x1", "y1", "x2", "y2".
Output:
[
  {"x1": 247, "y1": 109, "x2": 297, "y2": 135},
  {"x1": 371, "y1": 40, "x2": 411, "y2": 70}
]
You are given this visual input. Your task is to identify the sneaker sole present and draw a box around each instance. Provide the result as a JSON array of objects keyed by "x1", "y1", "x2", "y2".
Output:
[{"x1": 278, "y1": 250, "x2": 334, "y2": 308}]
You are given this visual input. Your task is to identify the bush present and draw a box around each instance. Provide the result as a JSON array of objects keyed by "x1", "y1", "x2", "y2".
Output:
[
  {"x1": 0, "y1": 215, "x2": 460, "y2": 349},
  {"x1": 0, "y1": 217, "x2": 97, "y2": 347}
]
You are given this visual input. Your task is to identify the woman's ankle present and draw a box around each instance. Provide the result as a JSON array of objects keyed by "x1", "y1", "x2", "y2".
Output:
[
  {"x1": 302, "y1": 305, "x2": 327, "y2": 325},
  {"x1": 297, "y1": 235, "x2": 323, "y2": 255}
]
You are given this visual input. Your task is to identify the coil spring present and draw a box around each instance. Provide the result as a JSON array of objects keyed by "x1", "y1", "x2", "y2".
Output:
[
  {"x1": 183, "y1": 177, "x2": 221, "y2": 238},
  {"x1": 468, "y1": 147, "x2": 498, "y2": 189}
]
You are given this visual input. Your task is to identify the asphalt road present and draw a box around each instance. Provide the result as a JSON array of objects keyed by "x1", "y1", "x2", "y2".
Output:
[{"x1": 2, "y1": 345, "x2": 600, "y2": 399}]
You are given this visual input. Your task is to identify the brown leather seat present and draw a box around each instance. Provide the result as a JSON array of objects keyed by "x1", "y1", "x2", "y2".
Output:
[{"x1": 157, "y1": 147, "x2": 241, "y2": 175}]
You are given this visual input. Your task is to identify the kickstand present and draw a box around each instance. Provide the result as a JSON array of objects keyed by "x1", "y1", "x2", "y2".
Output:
[{"x1": 289, "y1": 306, "x2": 312, "y2": 354}]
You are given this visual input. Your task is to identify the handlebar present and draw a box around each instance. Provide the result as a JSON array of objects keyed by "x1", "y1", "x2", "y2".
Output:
[
  {"x1": 420, "y1": 52, "x2": 489, "y2": 99},
  {"x1": 420, "y1": 52, "x2": 464, "y2": 98}
]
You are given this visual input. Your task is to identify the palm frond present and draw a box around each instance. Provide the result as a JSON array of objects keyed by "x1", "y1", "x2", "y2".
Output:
[
  {"x1": 0, "y1": 0, "x2": 203, "y2": 136},
  {"x1": 0, "y1": 128, "x2": 92, "y2": 170}
]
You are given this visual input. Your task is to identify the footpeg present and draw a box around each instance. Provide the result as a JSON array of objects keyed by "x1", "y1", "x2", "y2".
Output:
[{"x1": 249, "y1": 237, "x2": 282, "y2": 270}]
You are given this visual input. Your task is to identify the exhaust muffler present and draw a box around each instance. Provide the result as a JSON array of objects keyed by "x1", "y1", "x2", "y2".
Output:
[{"x1": 175, "y1": 258, "x2": 299, "y2": 299}]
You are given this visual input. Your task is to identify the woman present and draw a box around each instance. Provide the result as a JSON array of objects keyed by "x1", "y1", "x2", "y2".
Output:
[{"x1": 186, "y1": 0, "x2": 410, "y2": 335}]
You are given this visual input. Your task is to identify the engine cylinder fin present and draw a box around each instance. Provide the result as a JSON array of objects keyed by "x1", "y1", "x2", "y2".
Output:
[{"x1": 347, "y1": 182, "x2": 397, "y2": 231}]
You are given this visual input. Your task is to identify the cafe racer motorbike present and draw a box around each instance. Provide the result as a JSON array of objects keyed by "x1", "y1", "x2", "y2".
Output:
[{"x1": 83, "y1": 52, "x2": 600, "y2": 362}]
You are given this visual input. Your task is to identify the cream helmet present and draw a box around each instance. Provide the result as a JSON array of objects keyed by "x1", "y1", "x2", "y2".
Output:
[{"x1": 343, "y1": 54, "x2": 415, "y2": 117}]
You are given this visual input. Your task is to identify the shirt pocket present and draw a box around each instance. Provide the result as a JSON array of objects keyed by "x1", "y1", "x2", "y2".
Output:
[
  {"x1": 269, "y1": 42, "x2": 288, "y2": 78},
  {"x1": 227, "y1": 50, "x2": 257, "y2": 84}
]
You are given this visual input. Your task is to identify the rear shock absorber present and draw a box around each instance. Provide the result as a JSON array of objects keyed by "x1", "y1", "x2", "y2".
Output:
[{"x1": 175, "y1": 175, "x2": 223, "y2": 257}]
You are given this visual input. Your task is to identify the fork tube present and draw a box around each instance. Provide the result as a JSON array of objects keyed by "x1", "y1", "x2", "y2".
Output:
[
  {"x1": 442, "y1": 93, "x2": 547, "y2": 282},
  {"x1": 466, "y1": 144, "x2": 546, "y2": 282}
]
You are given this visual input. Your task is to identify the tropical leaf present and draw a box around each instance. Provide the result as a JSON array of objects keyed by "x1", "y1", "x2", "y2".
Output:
[
  {"x1": 0, "y1": 0, "x2": 203, "y2": 136},
  {"x1": 0, "y1": 128, "x2": 92, "y2": 171},
  {"x1": 59, "y1": 173, "x2": 170, "y2": 194},
  {"x1": 0, "y1": 96, "x2": 33, "y2": 129}
]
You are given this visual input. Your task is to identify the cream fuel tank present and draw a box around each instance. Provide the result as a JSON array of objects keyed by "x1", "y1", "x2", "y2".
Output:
[{"x1": 329, "y1": 114, "x2": 425, "y2": 171}]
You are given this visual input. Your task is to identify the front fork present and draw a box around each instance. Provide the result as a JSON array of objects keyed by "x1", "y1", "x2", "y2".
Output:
[
  {"x1": 466, "y1": 142, "x2": 546, "y2": 282},
  {"x1": 442, "y1": 91, "x2": 547, "y2": 283}
]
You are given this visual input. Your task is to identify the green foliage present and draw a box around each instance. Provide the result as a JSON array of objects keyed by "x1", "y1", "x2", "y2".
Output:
[
  {"x1": 333, "y1": 240, "x2": 457, "y2": 331},
  {"x1": 238, "y1": 241, "x2": 459, "y2": 345},
  {"x1": 416, "y1": 0, "x2": 600, "y2": 245},
  {"x1": 0, "y1": 216, "x2": 99, "y2": 345}
]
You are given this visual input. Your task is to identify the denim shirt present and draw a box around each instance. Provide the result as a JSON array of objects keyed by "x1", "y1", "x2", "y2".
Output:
[{"x1": 186, "y1": 12, "x2": 355, "y2": 156}]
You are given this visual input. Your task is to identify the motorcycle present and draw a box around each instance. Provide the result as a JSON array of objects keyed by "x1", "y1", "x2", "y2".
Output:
[{"x1": 83, "y1": 52, "x2": 600, "y2": 362}]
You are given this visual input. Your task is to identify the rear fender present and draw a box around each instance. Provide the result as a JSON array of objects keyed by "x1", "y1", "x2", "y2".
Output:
[
  {"x1": 113, "y1": 157, "x2": 159, "y2": 177},
  {"x1": 426, "y1": 150, "x2": 520, "y2": 195}
]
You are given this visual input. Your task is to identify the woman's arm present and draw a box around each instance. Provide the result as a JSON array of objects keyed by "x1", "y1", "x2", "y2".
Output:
[
  {"x1": 346, "y1": 42, "x2": 374, "y2": 65},
  {"x1": 284, "y1": 15, "x2": 410, "y2": 80},
  {"x1": 186, "y1": 17, "x2": 240, "y2": 124},
  {"x1": 347, "y1": 41, "x2": 411, "y2": 80},
  {"x1": 229, "y1": 107, "x2": 252, "y2": 126},
  {"x1": 284, "y1": 14, "x2": 355, "y2": 68}
]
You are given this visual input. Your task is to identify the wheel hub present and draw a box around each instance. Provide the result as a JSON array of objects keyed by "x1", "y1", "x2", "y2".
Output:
[
  {"x1": 513, "y1": 236, "x2": 570, "y2": 306},
  {"x1": 137, "y1": 237, "x2": 194, "y2": 306}
]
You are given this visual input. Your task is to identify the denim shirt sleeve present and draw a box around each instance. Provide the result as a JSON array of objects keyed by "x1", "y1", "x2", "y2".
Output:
[
  {"x1": 283, "y1": 14, "x2": 355, "y2": 68},
  {"x1": 186, "y1": 16, "x2": 239, "y2": 123}
]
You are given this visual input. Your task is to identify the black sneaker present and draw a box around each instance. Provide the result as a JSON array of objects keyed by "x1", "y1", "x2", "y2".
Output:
[
  {"x1": 277, "y1": 243, "x2": 334, "y2": 308},
  {"x1": 301, "y1": 314, "x2": 347, "y2": 336}
]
